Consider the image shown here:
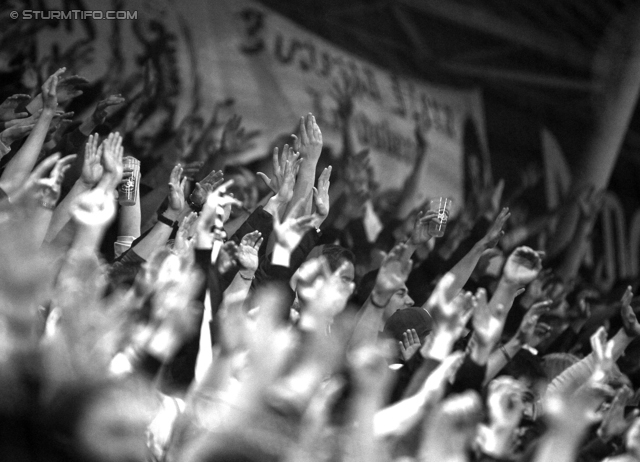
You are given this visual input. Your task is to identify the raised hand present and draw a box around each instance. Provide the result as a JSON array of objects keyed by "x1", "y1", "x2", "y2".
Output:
[
  {"x1": 167, "y1": 164, "x2": 187, "y2": 217},
  {"x1": 296, "y1": 257, "x2": 355, "y2": 319},
  {"x1": 0, "y1": 94, "x2": 30, "y2": 122},
  {"x1": 41, "y1": 68, "x2": 66, "y2": 111},
  {"x1": 220, "y1": 114, "x2": 259, "y2": 155},
  {"x1": 520, "y1": 269, "x2": 555, "y2": 308},
  {"x1": 590, "y1": 326, "x2": 615, "y2": 384},
  {"x1": 257, "y1": 144, "x2": 303, "y2": 197},
  {"x1": 37, "y1": 154, "x2": 76, "y2": 208},
  {"x1": 488, "y1": 377, "x2": 526, "y2": 429},
  {"x1": 330, "y1": 70, "x2": 359, "y2": 122},
  {"x1": 399, "y1": 328, "x2": 421, "y2": 361},
  {"x1": 217, "y1": 241, "x2": 239, "y2": 274},
  {"x1": 425, "y1": 273, "x2": 473, "y2": 333},
  {"x1": 98, "y1": 132, "x2": 124, "y2": 191},
  {"x1": 92, "y1": 94, "x2": 125, "y2": 126},
  {"x1": 80, "y1": 134, "x2": 104, "y2": 188},
  {"x1": 598, "y1": 386, "x2": 638, "y2": 442},
  {"x1": 479, "y1": 377, "x2": 526, "y2": 458},
  {"x1": 516, "y1": 300, "x2": 552, "y2": 347},
  {"x1": 312, "y1": 165, "x2": 331, "y2": 226},
  {"x1": 481, "y1": 207, "x2": 511, "y2": 249},
  {"x1": 373, "y1": 243, "x2": 413, "y2": 304},
  {"x1": 471, "y1": 288, "x2": 508, "y2": 348},
  {"x1": 4, "y1": 108, "x2": 41, "y2": 129},
  {"x1": 236, "y1": 230, "x2": 263, "y2": 275},
  {"x1": 477, "y1": 179, "x2": 505, "y2": 220},
  {"x1": 297, "y1": 113, "x2": 323, "y2": 162},
  {"x1": 502, "y1": 246, "x2": 544, "y2": 287},
  {"x1": 173, "y1": 212, "x2": 198, "y2": 256},
  {"x1": 54, "y1": 74, "x2": 89, "y2": 105},
  {"x1": 620, "y1": 286, "x2": 640, "y2": 337},
  {"x1": 189, "y1": 169, "x2": 224, "y2": 208},
  {"x1": 71, "y1": 188, "x2": 117, "y2": 228},
  {"x1": 408, "y1": 209, "x2": 439, "y2": 246},
  {"x1": 273, "y1": 198, "x2": 316, "y2": 253},
  {"x1": 0, "y1": 123, "x2": 34, "y2": 148},
  {"x1": 203, "y1": 179, "x2": 241, "y2": 216}
]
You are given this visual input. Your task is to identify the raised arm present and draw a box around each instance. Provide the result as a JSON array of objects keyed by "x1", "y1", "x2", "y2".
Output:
[
  {"x1": 420, "y1": 207, "x2": 511, "y2": 309},
  {"x1": 352, "y1": 243, "x2": 413, "y2": 347},
  {"x1": 394, "y1": 123, "x2": 432, "y2": 220},
  {"x1": 130, "y1": 164, "x2": 185, "y2": 260},
  {"x1": 555, "y1": 187, "x2": 603, "y2": 284},
  {"x1": 285, "y1": 114, "x2": 322, "y2": 217},
  {"x1": 488, "y1": 246, "x2": 544, "y2": 322},
  {"x1": 0, "y1": 68, "x2": 65, "y2": 197},
  {"x1": 45, "y1": 134, "x2": 103, "y2": 242}
]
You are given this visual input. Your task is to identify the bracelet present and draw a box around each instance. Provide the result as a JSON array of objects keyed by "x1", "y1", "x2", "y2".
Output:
[
  {"x1": 157, "y1": 213, "x2": 179, "y2": 230},
  {"x1": 39, "y1": 200, "x2": 56, "y2": 210},
  {"x1": 499, "y1": 344, "x2": 512, "y2": 362},
  {"x1": 370, "y1": 293, "x2": 388, "y2": 309},
  {"x1": 239, "y1": 272, "x2": 255, "y2": 281}
]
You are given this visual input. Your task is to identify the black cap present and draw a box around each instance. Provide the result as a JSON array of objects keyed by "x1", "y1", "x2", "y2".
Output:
[{"x1": 382, "y1": 307, "x2": 433, "y2": 343}]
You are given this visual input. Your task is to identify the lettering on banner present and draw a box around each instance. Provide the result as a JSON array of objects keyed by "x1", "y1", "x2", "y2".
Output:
[{"x1": 238, "y1": 7, "x2": 266, "y2": 54}]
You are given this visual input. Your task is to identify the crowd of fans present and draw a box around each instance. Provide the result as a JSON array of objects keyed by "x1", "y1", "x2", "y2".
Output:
[{"x1": 1, "y1": 60, "x2": 640, "y2": 462}]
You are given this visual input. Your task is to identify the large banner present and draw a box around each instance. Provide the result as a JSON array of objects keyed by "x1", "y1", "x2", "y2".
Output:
[
  {"x1": 25, "y1": 0, "x2": 488, "y2": 211},
  {"x1": 186, "y1": 0, "x2": 488, "y2": 211}
]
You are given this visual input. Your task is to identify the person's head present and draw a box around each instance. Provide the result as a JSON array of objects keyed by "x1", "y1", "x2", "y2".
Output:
[
  {"x1": 383, "y1": 306, "x2": 433, "y2": 355},
  {"x1": 223, "y1": 166, "x2": 259, "y2": 218},
  {"x1": 355, "y1": 269, "x2": 414, "y2": 320},
  {"x1": 499, "y1": 350, "x2": 548, "y2": 421},
  {"x1": 321, "y1": 245, "x2": 355, "y2": 283},
  {"x1": 291, "y1": 246, "x2": 356, "y2": 304}
]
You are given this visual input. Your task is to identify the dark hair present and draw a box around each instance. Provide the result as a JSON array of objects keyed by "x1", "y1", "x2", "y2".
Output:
[
  {"x1": 321, "y1": 245, "x2": 355, "y2": 272},
  {"x1": 353, "y1": 269, "x2": 379, "y2": 307},
  {"x1": 499, "y1": 350, "x2": 547, "y2": 383}
]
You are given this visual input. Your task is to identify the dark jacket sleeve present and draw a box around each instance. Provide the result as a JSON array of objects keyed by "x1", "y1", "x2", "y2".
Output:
[
  {"x1": 449, "y1": 355, "x2": 487, "y2": 395},
  {"x1": 109, "y1": 248, "x2": 147, "y2": 287},
  {"x1": 406, "y1": 217, "x2": 492, "y2": 305}
]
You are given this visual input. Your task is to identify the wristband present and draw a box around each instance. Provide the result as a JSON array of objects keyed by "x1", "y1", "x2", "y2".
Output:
[
  {"x1": 239, "y1": 272, "x2": 255, "y2": 281},
  {"x1": 370, "y1": 293, "x2": 388, "y2": 309},
  {"x1": 499, "y1": 344, "x2": 512, "y2": 362},
  {"x1": 157, "y1": 213, "x2": 179, "y2": 230}
]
